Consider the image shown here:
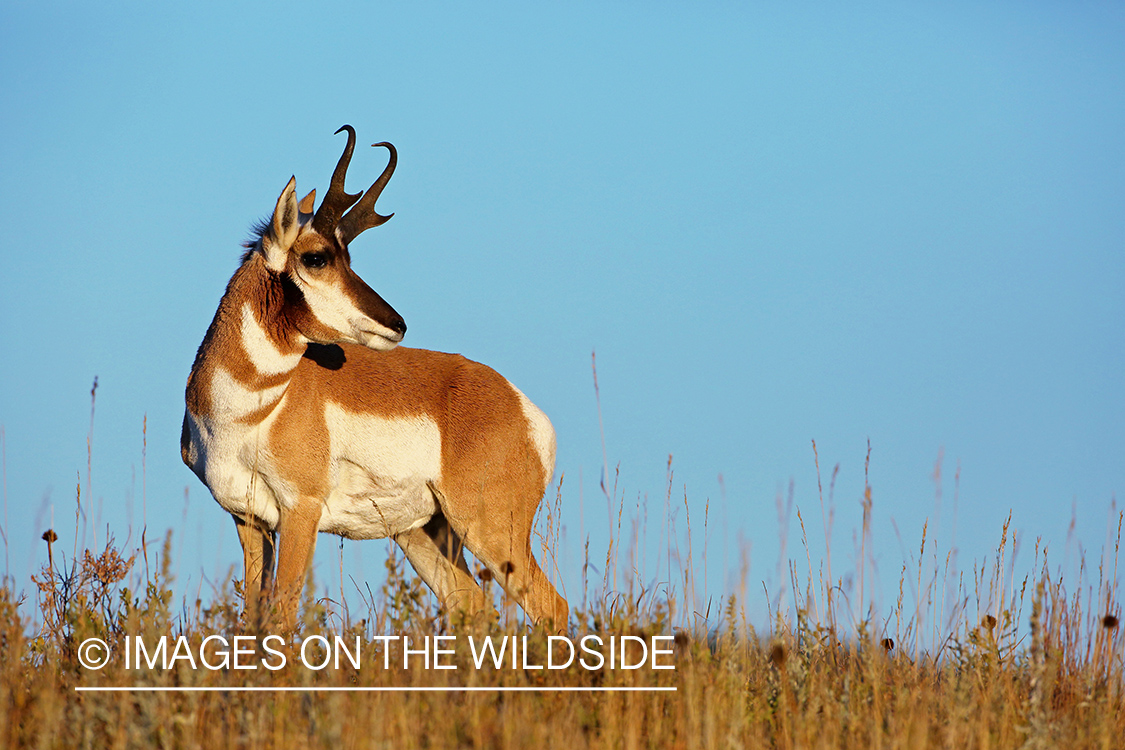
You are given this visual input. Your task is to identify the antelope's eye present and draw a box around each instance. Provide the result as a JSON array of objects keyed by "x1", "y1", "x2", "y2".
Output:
[{"x1": 301, "y1": 252, "x2": 328, "y2": 269}]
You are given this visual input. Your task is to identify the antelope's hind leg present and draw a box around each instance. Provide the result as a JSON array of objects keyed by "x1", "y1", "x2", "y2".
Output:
[
  {"x1": 233, "y1": 514, "x2": 276, "y2": 628},
  {"x1": 439, "y1": 489, "x2": 569, "y2": 631},
  {"x1": 471, "y1": 532, "x2": 568, "y2": 631},
  {"x1": 396, "y1": 512, "x2": 492, "y2": 623}
]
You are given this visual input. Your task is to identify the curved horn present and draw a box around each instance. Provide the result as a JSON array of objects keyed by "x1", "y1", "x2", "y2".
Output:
[
  {"x1": 337, "y1": 142, "x2": 397, "y2": 248},
  {"x1": 312, "y1": 125, "x2": 363, "y2": 237}
]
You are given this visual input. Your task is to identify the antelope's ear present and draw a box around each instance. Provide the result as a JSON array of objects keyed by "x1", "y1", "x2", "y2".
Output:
[{"x1": 264, "y1": 177, "x2": 300, "y2": 271}]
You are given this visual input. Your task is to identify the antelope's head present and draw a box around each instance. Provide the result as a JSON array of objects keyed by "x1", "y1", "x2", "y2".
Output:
[{"x1": 259, "y1": 125, "x2": 406, "y2": 351}]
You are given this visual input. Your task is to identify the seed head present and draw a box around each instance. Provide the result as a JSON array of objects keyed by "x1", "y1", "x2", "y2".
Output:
[{"x1": 769, "y1": 640, "x2": 788, "y2": 668}]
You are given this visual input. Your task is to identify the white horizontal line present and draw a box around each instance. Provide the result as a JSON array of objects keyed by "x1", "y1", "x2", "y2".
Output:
[{"x1": 76, "y1": 686, "x2": 676, "y2": 693}]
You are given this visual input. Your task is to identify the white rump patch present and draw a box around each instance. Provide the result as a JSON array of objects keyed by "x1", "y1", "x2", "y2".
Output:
[{"x1": 510, "y1": 383, "x2": 557, "y2": 481}]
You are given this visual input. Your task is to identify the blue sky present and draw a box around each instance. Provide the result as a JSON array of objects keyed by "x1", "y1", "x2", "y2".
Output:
[{"x1": 1, "y1": 2, "x2": 1122, "y2": 636}]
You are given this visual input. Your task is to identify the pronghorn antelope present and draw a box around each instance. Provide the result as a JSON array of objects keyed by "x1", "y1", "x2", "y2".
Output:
[{"x1": 181, "y1": 126, "x2": 568, "y2": 630}]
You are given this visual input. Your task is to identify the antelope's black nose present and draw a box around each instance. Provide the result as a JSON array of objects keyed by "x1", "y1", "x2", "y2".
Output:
[{"x1": 390, "y1": 317, "x2": 407, "y2": 336}]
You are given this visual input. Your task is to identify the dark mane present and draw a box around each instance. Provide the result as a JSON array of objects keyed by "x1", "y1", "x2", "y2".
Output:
[{"x1": 240, "y1": 216, "x2": 271, "y2": 262}]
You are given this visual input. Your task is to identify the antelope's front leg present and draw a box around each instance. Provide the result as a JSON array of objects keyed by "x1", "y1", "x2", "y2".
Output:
[
  {"x1": 234, "y1": 514, "x2": 276, "y2": 629},
  {"x1": 273, "y1": 497, "x2": 322, "y2": 630}
]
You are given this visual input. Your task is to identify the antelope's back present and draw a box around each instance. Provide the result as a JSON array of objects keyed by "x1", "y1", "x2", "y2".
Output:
[{"x1": 295, "y1": 343, "x2": 557, "y2": 494}]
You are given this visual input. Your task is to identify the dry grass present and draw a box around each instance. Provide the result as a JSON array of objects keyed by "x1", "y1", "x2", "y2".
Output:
[
  {"x1": 0, "y1": 486, "x2": 1120, "y2": 750},
  {"x1": 0, "y1": 391, "x2": 1121, "y2": 748}
]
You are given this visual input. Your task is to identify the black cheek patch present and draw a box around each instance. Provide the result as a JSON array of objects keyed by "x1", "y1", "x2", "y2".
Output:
[
  {"x1": 304, "y1": 343, "x2": 346, "y2": 370},
  {"x1": 279, "y1": 272, "x2": 312, "y2": 322}
]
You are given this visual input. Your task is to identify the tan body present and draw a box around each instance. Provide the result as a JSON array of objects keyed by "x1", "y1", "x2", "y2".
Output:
[{"x1": 182, "y1": 127, "x2": 567, "y2": 629}]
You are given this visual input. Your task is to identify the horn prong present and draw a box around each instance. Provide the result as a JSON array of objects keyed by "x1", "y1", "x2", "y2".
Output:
[
  {"x1": 337, "y1": 142, "x2": 397, "y2": 247},
  {"x1": 312, "y1": 125, "x2": 363, "y2": 237}
]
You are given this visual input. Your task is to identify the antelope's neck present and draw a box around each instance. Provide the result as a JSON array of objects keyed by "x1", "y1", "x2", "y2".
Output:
[{"x1": 186, "y1": 261, "x2": 305, "y2": 425}]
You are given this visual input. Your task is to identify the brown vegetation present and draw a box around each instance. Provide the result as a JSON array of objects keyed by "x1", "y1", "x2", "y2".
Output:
[
  {"x1": 0, "y1": 394, "x2": 1120, "y2": 747},
  {"x1": 0, "y1": 487, "x2": 1120, "y2": 749}
]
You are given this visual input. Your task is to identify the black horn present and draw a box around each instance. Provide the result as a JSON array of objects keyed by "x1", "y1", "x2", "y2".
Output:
[
  {"x1": 312, "y1": 125, "x2": 363, "y2": 238},
  {"x1": 337, "y1": 142, "x2": 397, "y2": 248}
]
